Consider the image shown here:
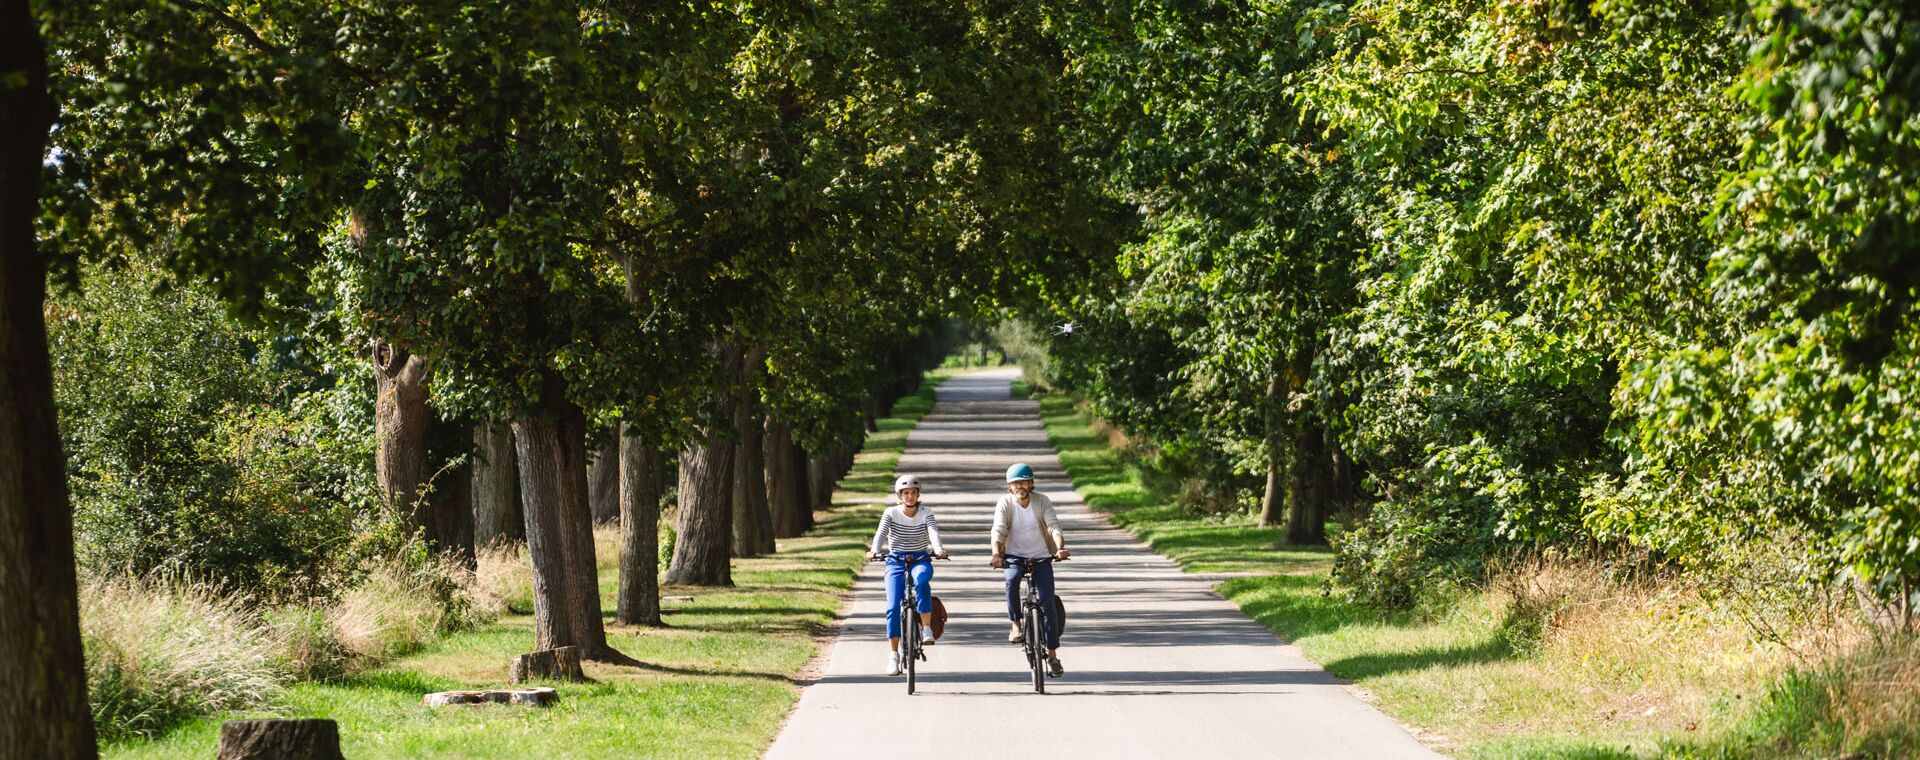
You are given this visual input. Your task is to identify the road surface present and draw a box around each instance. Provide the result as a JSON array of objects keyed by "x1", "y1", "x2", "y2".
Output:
[{"x1": 765, "y1": 369, "x2": 1439, "y2": 759}]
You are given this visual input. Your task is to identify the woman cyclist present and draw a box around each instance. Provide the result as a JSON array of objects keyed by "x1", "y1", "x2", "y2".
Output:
[
  {"x1": 865, "y1": 474, "x2": 949, "y2": 676},
  {"x1": 990, "y1": 462, "x2": 1069, "y2": 677}
]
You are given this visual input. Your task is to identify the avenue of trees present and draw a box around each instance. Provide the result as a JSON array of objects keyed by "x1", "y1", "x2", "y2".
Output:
[
  {"x1": 2, "y1": 0, "x2": 1914, "y2": 754},
  {"x1": 1018, "y1": 0, "x2": 1919, "y2": 615},
  {"x1": 5, "y1": 0, "x2": 1119, "y2": 753}
]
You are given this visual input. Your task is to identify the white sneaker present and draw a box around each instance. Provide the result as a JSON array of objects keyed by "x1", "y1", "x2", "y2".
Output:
[
  {"x1": 887, "y1": 651, "x2": 902, "y2": 676},
  {"x1": 921, "y1": 628, "x2": 936, "y2": 646},
  {"x1": 1008, "y1": 623, "x2": 1025, "y2": 644}
]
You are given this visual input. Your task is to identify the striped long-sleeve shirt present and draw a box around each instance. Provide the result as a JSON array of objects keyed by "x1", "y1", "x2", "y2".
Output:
[{"x1": 870, "y1": 505, "x2": 944, "y2": 555}]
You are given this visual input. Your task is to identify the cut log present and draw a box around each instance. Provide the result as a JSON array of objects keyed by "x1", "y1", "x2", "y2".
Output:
[
  {"x1": 509, "y1": 645, "x2": 586, "y2": 684},
  {"x1": 216, "y1": 719, "x2": 342, "y2": 760},
  {"x1": 423, "y1": 687, "x2": 559, "y2": 708}
]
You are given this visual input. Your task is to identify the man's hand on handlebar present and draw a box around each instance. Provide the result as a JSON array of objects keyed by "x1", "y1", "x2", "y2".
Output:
[
  {"x1": 1055, "y1": 548, "x2": 1071, "y2": 560},
  {"x1": 990, "y1": 552, "x2": 1006, "y2": 569}
]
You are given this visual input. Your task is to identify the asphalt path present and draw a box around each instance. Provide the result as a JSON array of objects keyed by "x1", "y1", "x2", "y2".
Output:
[{"x1": 764, "y1": 369, "x2": 1440, "y2": 759}]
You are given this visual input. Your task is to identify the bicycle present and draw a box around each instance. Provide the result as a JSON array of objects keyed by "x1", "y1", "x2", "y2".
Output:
[
  {"x1": 1002, "y1": 555, "x2": 1065, "y2": 693},
  {"x1": 882, "y1": 551, "x2": 947, "y2": 695}
]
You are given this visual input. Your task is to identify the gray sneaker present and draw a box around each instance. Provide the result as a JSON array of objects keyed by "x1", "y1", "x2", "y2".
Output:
[{"x1": 1047, "y1": 657, "x2": 1064, "y2": 677}]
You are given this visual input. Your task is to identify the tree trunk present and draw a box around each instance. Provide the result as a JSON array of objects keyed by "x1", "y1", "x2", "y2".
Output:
[
  {"x1": 472, "y1": 421, "x2": 523, "y2": 548},
  {"x1": 216, "y1": 720, "x2": 341, "y2": 760},
  {"x1": 731, "y1": 398, "x2": 774, "y2": 557},
  {"x1": 808, "y1": 453, "x2": 835, "y2": 515},
  {"x1": 512, "y1": 372, "x2": 629, "y2": 663},
  {"x1": 616, "y1": 428, "x2": 665, "y2": 626},
  {"x1": 667, "y1": 343, "x2": 744, "y2": 586},
  {"x1": 1285, "y1": 421, "x2": 1332, "y2": 545},
  {"x1": 373, "y1": 340, "x2": 432, "y2": 534},
  {"x1": 432, "y1": 455, "x2": 475, "y2": 568},
  {"x1": 588, "y1": 439, "x2": 619, "y2": 525},
  {"x1": 1258, "y1": 373, "x2": 1286, "y2": 526},
  {"x1": 766, "y1": 420, "x2": 807, "y2": 538},
  {"x1": 667, "y1": 423, "x2": 737, "y2": 586},
  {"x1": 0, "y1": 13, "x2": 95, "y2": 754}
]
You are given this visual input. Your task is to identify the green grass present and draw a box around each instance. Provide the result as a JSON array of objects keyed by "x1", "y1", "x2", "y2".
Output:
[
  {"x1": 103, "y1": 372, "x2": 954, "y2": 760},
  {"x1": 1033, "y1": 390, "x2": 1899, "y2": 759}
]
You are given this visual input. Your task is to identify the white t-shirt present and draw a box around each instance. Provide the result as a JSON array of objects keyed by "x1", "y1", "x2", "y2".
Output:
[{"x1": 1004, "y1": 499, "x2": 1049, "y2": 558}]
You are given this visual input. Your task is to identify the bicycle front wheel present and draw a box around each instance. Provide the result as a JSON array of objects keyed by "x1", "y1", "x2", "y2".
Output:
[
  {"x1": 906, "y1": 609, "x2": 919, "y2": 694},
  {"x1": 1027, "y1": 610, "x2": 1045, "y2": 693}
]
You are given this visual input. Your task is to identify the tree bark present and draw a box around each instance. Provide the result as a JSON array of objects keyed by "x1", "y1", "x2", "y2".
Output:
[
  {"x1": 766, "y1": 420, "x2": 808, "y2": 538},
  {"x1": 667, "y1": 343, "x2": 745, "y2": 586},
  {"x1": 216, "y1": 720, "x2": 341, "y2": 760},
  {"x1": 731, "y1": 397, "x2": 775, "y2": 557},
  {"x1": 807, "y1": 453, "x2": 835, "y2": 516},
  {"x1": 432, "y1": 454, "x2": 475, "y2": 568},
  {"x1": 616, "y1": 428, "x2": 665, "y2": 626},
  {"x1": 472, "y1": 421, "x2": 523, "y2": 548},
  {"x1": 1258, "y1": 372, "x2": 1286, "y2": 527},
  {"x1": 373, "y1": 340, "x2": 432, "y2": 533},
  {"x1": 512, "y1": 372, "x2": 630, "y2": 663},
  {"x1": 1285, "y1": 421, "x2": 1332, "y2": 545},
  {"x1": 668, "y1": 422, "x2": 737, "y2": 586},
  {"x1": 507, "y1": 646, "x2": 585, "y2": 684},
  {"x1": 588, "y1": 439, "x2": 619, "y2": 525},
  {"x1": 0, "y1": 12, "x2": 96, "y2": 754}
]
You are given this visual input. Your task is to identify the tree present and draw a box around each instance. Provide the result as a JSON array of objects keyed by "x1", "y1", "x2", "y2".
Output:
[{"x1": 0, "y1": 1, "x2": 94, "y2": 753}]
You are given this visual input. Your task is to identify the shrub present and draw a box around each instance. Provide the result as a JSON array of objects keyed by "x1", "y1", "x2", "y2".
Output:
[
  {"x1": 80, "y1": 576, "x2": 284, "y2": 742},
  {"x1": 52, "y1": 266, "x2": 381, "y2": 603}
]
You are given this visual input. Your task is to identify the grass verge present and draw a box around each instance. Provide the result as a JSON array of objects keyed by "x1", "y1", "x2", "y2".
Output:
[
  {"x1": 1035, "y1": 391, "x2": 1911, "y2": 759},
  {"x1": 102, "y1": 370, "x2": 956, "y2": 760}
]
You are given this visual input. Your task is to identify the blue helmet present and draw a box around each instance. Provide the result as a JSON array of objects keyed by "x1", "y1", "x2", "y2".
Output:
[{"x1": 1005, "y1": 462, "x2": 1035, "y2": 482}]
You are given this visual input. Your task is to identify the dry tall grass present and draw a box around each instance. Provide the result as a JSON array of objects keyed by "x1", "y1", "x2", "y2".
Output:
[
  {"x1": 80, "y1": 576, "x2": 284, "y2": 741},
  {"x1": 475, "y1": 543, "x2": 534, "y2": 615},
  {"x1": 1483, "y1": 554, "x2": 1882, "y2": 742}
]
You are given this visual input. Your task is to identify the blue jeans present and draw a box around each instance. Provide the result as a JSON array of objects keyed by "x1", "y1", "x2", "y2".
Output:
[
  {"x1": 884, "y1": 552, "x2": 934, "y2": 639},
  {"x1": 1004, "y1": 556, "x2": 1059, "y2": 650}
]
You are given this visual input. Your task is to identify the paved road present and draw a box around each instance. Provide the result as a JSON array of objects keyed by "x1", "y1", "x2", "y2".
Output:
[{"x1": 765, "y1": 369, "x2": 1439, "y2": 760}]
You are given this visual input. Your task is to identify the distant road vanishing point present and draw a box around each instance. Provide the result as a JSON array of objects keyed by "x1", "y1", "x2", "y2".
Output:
[{"x1": 765, "y1": 368, "x2": 1439, "y2": 760}]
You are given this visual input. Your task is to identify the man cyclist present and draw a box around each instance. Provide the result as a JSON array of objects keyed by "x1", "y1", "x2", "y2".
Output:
[
  {"x1": 990, "y1": 462, "x2": 1069, "y2": 677},
  {"x1": 866, "y1": 474, "x2": 948, "y2": 676}
]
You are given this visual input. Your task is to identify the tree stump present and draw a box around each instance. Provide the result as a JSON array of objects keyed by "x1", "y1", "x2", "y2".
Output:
[
  {"x1": 509, "y1": 645, "x2": 585, "y2": 683},
  {"x1": 423, "y1": 687, "x2": 559, "y2": 707},
  {"x1": 217, "y1": 719, "x2": 343, "y2": 760}
]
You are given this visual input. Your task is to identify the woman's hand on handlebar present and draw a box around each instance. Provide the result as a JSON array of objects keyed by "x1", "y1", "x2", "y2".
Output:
[
  {"x1": 864, "y1": 551, "x2": 878, "y2": 564},
  {"x1": 934, "y1": 550, "x2": 950, "y2": 560}
]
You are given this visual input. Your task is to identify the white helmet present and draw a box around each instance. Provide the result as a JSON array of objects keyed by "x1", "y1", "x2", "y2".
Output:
[{"x1": 892, "y1": 474, "x2": 923, "y2": 493}]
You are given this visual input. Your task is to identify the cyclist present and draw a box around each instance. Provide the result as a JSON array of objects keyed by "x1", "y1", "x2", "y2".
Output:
[
  {"x1": 990, "y1": 462, "x2": 1069, "y2": 677},
  {"x1": 866, "y1": 474, "x2": 948, "y2": 676}
]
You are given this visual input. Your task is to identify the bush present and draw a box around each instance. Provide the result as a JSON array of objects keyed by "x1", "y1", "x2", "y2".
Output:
[
  {"x1": 81, "y1": 576, "x2": 284, "y2": 742},
  {"x1": 52, "y1": 265, "x2": 381, "y2": 602}
]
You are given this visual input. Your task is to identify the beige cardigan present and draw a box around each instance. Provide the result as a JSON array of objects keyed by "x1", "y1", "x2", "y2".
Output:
[{"x1": 990, "y1": 492, "x2": 1064, "y2": 556}]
